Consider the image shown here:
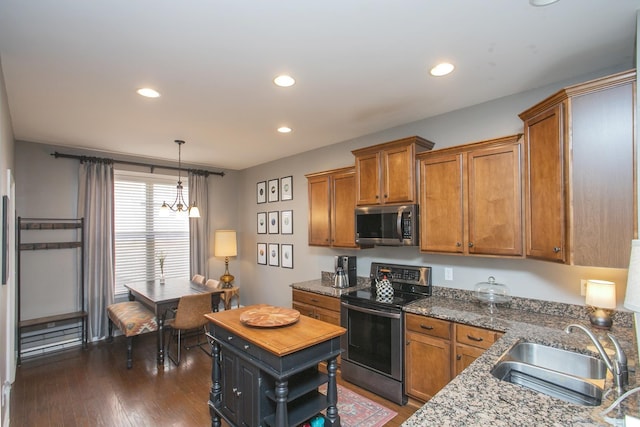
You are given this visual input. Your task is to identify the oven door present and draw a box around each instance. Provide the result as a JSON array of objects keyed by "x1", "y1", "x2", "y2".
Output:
[{"x1": 340, "y1": 301, "x2": 403, "y2": 381}]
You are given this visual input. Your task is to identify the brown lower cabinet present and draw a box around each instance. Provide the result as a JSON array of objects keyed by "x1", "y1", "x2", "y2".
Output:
[
  {"x1": 405, "y1": 313, "x2": 503, "y2": 402},
  {"x1": 292, "y1": 289, "x2": 341, "y2": 326}
]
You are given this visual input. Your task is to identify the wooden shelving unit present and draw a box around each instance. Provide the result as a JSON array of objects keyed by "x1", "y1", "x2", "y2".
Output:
[{"x1": 17, "y1": 217, "x2": 88, "y2": 364}]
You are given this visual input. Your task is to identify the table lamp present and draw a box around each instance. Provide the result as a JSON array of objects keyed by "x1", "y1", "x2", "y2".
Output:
[
  {"x1": 215, "y1": 230, "x2": 237, "y2": 288},
  {"x1": 624, "y1": 240, "x2": 640, "y2": 362},
  {"x1": 585, "y1": 279, "x2": 616, "y2": 329}
]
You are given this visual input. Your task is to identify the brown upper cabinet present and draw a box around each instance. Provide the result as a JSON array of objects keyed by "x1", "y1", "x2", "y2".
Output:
[
  {"x1": 519, "y1": 70, "x2": 637, "y2": 268},
  {"x1": 306, "y1": 166, "x2": 358, "y2": 248},
  {"x1": 352, "y1": 136, "x2": 435, "y2": 206},
  {"x1": 417, "y1": 135, "x2": 524, "y2": 257}
]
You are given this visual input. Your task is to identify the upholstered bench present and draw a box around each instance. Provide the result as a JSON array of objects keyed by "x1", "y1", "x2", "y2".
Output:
[{"x1": 107, "y1": 301, "x2": 158, "y2": 369}]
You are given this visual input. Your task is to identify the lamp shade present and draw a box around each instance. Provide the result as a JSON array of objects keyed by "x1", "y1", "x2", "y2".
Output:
[
  {"x1": 624, "y1": 240, "x2": 640, "y2": 312},
  {"x1": 214, "y1": 230, "x2": 237, "y2": 257},
  {"x1": 585, "y1": 280, "x2": 616, "y2": 309}
]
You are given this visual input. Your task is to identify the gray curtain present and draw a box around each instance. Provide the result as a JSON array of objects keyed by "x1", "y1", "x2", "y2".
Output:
[
  {"x1": 189, "y1": 172, "x2": 209, "y2": 277},
  {"x1": 78, "y1": 159, "x2": 115, "y2": 341}
]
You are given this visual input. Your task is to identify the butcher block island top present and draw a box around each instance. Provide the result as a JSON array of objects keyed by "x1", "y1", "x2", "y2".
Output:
[{"x1": 205, "y1": 304, "x2": 346, "y2": 356}]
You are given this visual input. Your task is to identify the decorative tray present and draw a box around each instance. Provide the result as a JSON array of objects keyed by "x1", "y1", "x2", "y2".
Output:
[{"x1": 239, "y1": 305, "x2": 300, "y2": 328}]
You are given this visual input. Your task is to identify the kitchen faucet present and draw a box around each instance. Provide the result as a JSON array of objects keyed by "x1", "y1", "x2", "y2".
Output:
[{"x1": 564, "y1": 323, "x2": 628, "y2": 392}]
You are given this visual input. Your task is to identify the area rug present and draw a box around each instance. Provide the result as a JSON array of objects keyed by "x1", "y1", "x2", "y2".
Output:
[{"x1": 318, "y1": 383, "x2": 397, "y2": 427}]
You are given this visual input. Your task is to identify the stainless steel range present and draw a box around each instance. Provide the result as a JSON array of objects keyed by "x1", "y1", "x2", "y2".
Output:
[{"x1": 340, "y1": 262, "x2": 432, "y2": 405}]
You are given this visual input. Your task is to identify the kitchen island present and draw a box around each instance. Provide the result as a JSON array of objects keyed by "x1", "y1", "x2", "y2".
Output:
[{"x1": 205, "y1": 304, "x2": 346, "y2": 427}]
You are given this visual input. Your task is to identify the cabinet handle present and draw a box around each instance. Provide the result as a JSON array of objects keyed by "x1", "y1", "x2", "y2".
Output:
[
  {"x1": 466, "y1": 334, "x2": 483, "y2": 342},
  {"x1": 384, "y1": 194, "x2": 388, "y2": 198},
  {"x1": 419, "y1": 324, "x2": 434, "y2": 330},
  {"x1": 456, "y1": 354, "x2": 462, "y2": 360},
  {"x1": 456, "y1": 242, "x2": 462, "y2": 247},
  {"x1": 468, "y1": 242, "x2": 474, "y2": 247},
  {"x1": 553, "y1": 247, "x2": 561, "y2": 253},
  {"x1": 311, "y1": 298, "x2": 319, "y2": 302}
]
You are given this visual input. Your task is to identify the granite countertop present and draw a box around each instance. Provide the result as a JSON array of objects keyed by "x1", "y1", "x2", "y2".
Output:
[
  {"x1": 290, "y1": 274, "x2": 370, "y2": 297},
  {"x1": 403, "y1": 296, "x2": 639, "y2": 427},
  {"x1": 291, "y1": 278, "x2": 640, "y2": 426}
]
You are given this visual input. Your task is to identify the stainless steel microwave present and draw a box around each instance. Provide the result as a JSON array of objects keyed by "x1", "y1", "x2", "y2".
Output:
[{"x1": 355, "y1": 204, "x2": 419, "y2": 246}]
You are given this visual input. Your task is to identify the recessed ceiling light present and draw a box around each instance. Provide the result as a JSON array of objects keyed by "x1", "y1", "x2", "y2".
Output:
[
  {"x1": 137, "y1": 88, "x2": 160, "y2": 98},
  {"x1": 273, "y1": 75, "x2": 296, "y2": 87},
  {"x1": 277, "y1": 126, "x2": 292, "y2": 133},
  {"x1": 529, "y1": 0, "x2": 559, "y2": 6},
  {"x1": 430, "y1": 63, "x2": 455, "y2": 77}
]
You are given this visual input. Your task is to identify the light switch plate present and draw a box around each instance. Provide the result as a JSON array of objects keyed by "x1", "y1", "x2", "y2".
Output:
[{"x1": 445, "y1": 267, "x2": 453, "y2": 281}]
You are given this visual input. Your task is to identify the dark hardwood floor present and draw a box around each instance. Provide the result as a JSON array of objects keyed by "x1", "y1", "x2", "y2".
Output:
[{"x1": 11, "y1": 333, "x2": 420, "y2": 426}]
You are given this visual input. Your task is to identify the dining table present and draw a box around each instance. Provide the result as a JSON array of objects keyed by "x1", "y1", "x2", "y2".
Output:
[{"x1": 125, "y1": 278, "x2": 223, "y2": 365}]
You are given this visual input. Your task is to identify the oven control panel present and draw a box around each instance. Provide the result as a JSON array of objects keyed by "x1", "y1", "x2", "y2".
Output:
[{"x1": 370, "y1": 263, "x2": 432, "y2": 287}]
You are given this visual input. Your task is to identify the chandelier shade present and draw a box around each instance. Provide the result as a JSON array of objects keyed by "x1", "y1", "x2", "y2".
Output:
[{"x1": 160, "y1": 139, "x2": 200, "y2": 218}]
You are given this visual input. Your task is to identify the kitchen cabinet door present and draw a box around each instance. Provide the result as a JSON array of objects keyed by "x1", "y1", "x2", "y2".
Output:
[
  {"x1": 420, "y1": 153, "x2": 464, "y2": 253},
  {"x1": 383, "y1": 144, "x2": 416, "y2": 204},
  {"x1": 406, "y1": 331, "x2": 451, "y2": 402},
  {"x1": 220, "y1": 351, "x2": 261, "y2": 426},
  {"x1": 454, "y1": 343, "x2": 485, "y2": 376},
  {"x1": 523, "y1": 105, "x2": 565, "y2": 262},
  {"x1": 331, "y1": 169, "x2": 358, "y2": 248},
  {"x1": 354, "y1": 151, "x2": 381, "y2": 205},
  {"x1": 467, "y1": 143, "x2": 523, "y2": 256},
  {"x1": 306, "y1": 167, "x2": 357, "y2": 248},
  {"x1": 307, "y1": 174, "x2": 331, "y2": 246}
]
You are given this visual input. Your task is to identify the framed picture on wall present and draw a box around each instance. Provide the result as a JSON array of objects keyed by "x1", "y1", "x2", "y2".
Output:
[
  {"x1": 281, "y1": 244, "x2": 293, "y2": 269},
  {"x1": 268, "y1": 243, "x2": 279, "y2": 266},
  {"x1": 281, "y1": 176, "x2": 293, "y2": 201},
  {"x1": 257, "y1": 243, "x2": 267, "y2": 265},
  {"x1": 281, "y1": 210, "x2": 293, "y2": 234},
  {"x1": 268, "y1": 178, "x2": 279, "y2": 202},
  {"x1": 257, "y1": 212, "x2": 267, "y2": 234},
  {"x1": 257, "y1": 181, "x2": 266, "y2": 204},
  {"x1": 268, "y1": 211, "x2": 279, "y2": 234}
]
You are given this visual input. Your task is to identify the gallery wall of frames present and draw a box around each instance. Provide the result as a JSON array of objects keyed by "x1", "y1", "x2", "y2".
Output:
[{"x1": 256, "y1": 176, "x2": 293, "y2": 269}]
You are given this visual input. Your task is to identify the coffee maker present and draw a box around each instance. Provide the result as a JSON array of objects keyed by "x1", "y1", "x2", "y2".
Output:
[{"x1": 334, "y1": 255, "x2": 357, "y2": 288}]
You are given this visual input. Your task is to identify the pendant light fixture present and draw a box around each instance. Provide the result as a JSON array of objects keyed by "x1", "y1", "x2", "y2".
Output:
[{"x1": 160, "y1": 139, "x2": 200, "y2": 218}]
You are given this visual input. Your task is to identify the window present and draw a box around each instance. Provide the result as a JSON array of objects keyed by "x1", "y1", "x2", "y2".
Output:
[{"x1": 114, "y1": 170, "x2": 190, "y2": 294}]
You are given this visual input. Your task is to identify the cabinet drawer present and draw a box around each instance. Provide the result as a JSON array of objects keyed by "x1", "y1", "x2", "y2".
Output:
[
  {"x1": 455, "y1": 324, "x2": 501, "y2": 350},
  {"x1": 292, "y1": 290, "x2": 340, "y2": 312},
  {"x1": 406, "y1": 313, "x2": 451, "y2": 340}
]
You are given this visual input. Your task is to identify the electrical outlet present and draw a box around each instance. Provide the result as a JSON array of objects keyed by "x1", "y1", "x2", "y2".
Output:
[
  {"x1": 445, "y1": 267, "x2": 453, "y2": 281},
  {"x1": 580, "y1": 279, "x2": 588, "y2": 296}
]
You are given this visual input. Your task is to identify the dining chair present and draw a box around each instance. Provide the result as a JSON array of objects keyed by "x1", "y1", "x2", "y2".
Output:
[
  {"x1": 205, "y1": 279, "x2": 223, "y2": 312},
  {"x1": 165, "y1": 292, "x2": 212, "y2": 365},
  {"x1": 192, "y1": 274, "x2": 206, "y2": 285}
]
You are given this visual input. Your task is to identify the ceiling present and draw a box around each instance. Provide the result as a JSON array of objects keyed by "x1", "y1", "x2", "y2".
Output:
[{"x1": 0, "y1": 0, "x2": 638, "y2": 171}]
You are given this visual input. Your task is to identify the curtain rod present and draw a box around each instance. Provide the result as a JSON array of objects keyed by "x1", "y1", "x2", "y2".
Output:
[{"x1": 51, "y1": 151, "x2": 225, "y2": 177}]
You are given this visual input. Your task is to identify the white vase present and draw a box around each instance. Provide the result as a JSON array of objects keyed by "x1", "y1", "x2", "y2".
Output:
[{"x1": 160, "y1": 273, "x2": 165, "y2": 284}]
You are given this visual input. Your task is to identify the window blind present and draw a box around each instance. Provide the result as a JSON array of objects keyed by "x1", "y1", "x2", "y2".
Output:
[{"x1": 114, "y1": 170, "x2": 190, "y2": 295}]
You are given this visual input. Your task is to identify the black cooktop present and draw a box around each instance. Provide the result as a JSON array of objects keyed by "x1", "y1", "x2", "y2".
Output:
[{"x1": 341, "y1": 262, "x2": 432, "y2": 309}]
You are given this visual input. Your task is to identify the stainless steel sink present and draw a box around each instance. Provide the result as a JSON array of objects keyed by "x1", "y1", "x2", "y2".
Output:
[{"x1": 491, "y1": 341, "x2": 607, "y2": 406}]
